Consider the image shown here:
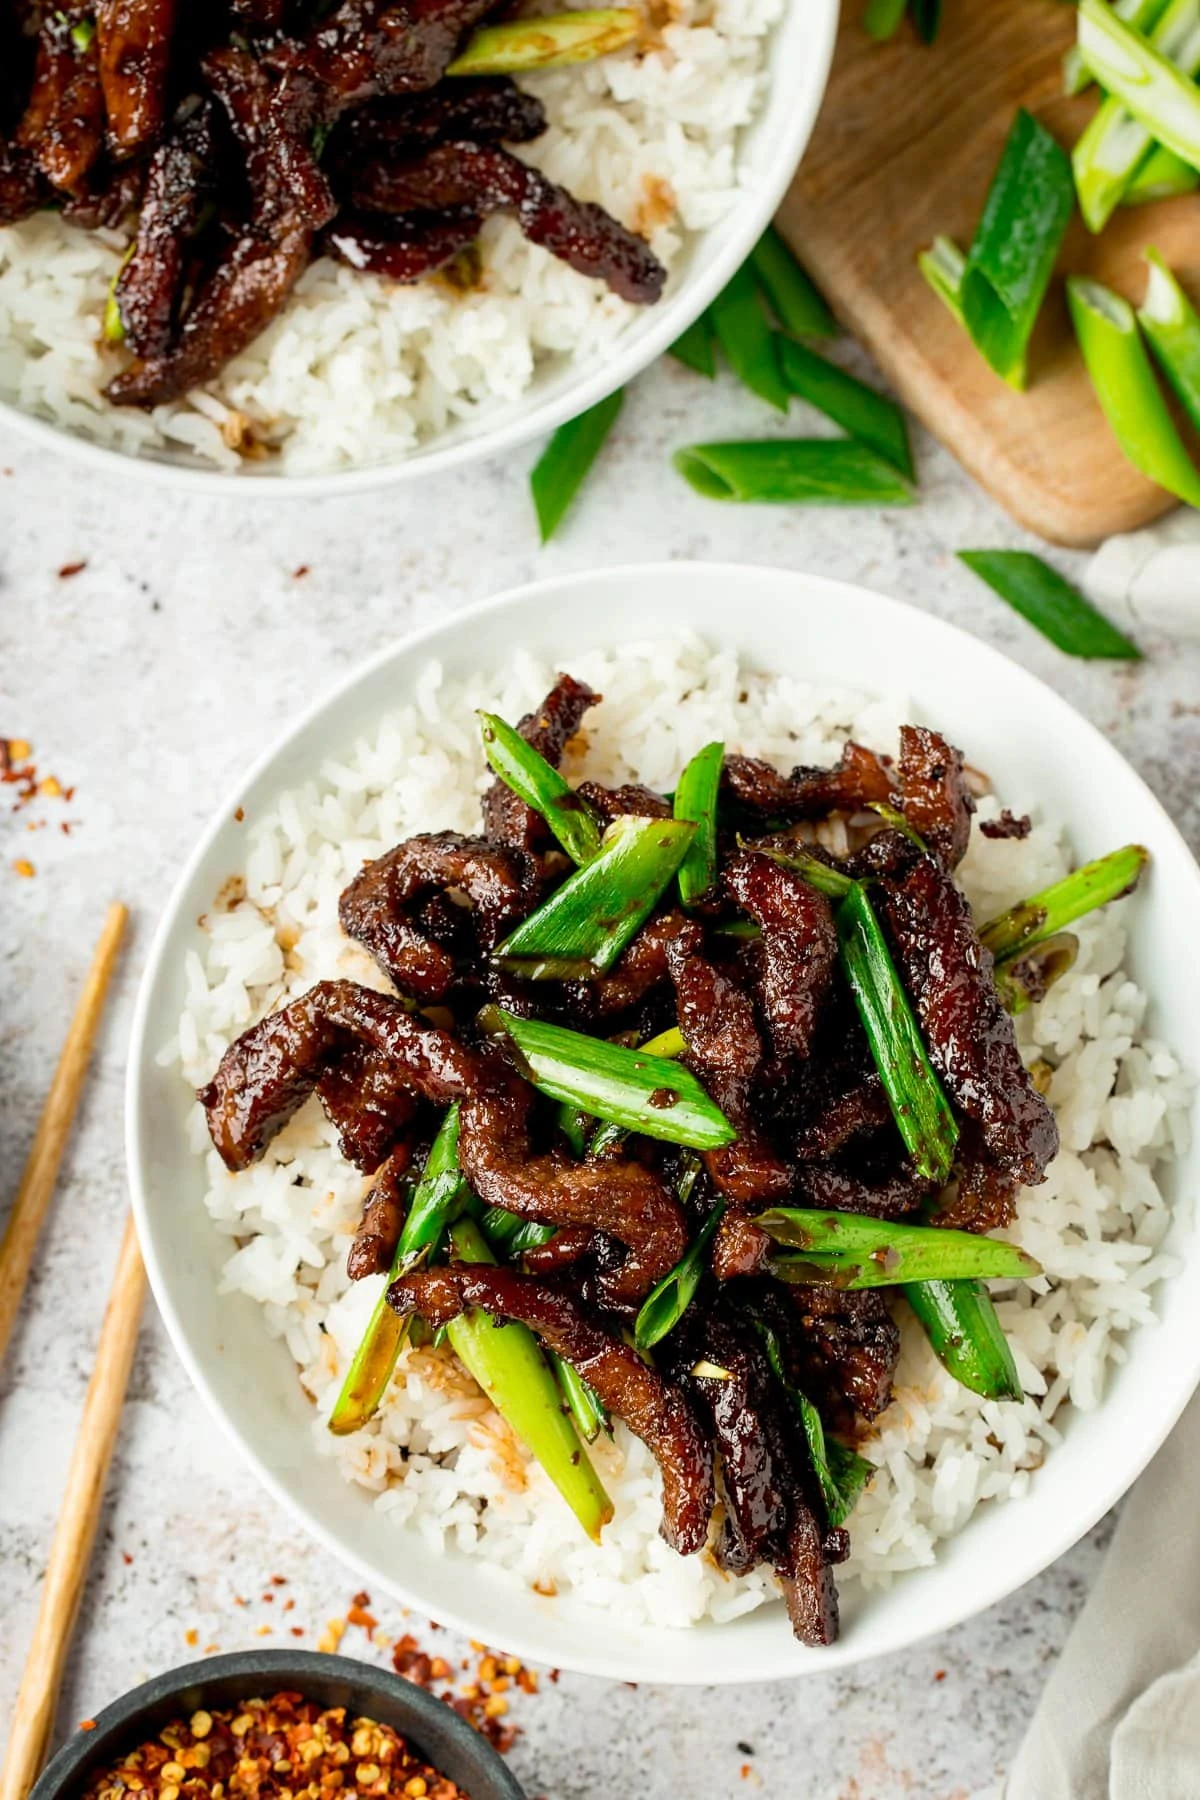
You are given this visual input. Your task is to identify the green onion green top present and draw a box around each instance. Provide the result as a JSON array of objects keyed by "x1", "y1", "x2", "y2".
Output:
[
  {"x1": 957, "y1": 550, "x2": 1143, "y2": 660},
  {"x1": 673, "y1": 740, "x2": 724, "y2": 908},
  {"x1": 479, "y1": 710, "x2": 602, "y2": 864}
]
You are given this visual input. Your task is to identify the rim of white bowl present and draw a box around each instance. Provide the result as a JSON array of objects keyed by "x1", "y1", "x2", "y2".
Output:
[
  {"x1": 126, "y1": 562, "x2": 1200, "y2": 1680},
  {"x1": 0, "y1": 2, "x2": 839, "y2": 496}
]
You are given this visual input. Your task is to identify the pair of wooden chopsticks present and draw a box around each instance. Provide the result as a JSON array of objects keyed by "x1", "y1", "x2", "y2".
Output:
[{"x1": 0, "y1": 904, "x2": 142, "y2": 1800}]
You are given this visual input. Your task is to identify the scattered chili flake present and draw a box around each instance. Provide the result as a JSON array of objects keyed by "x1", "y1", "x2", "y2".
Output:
[
  {"x1": 234, "y1": 807, "x2": 245, "y2": 823},
  {"x1": 290, "y1": 1627, "x2": 305, "y2": 1638},
  {"x1": 13, "y1": 858, "x2": 35, "y2": 878},
  {"x1": 347, "y1": 1603, "x2": 377, "y2": 1633},
  {"x1": 185, "y1": 1630, "x2": 199, "y2": 1647},
  {"x1": 79, "y1": 1721, "x2": 97, "y2": 1732},
  {"x1": 317, "y1": 1618, "x2": 347, "y2": 1655},
  {"x1": 293, "y1": 565, "x2": 310, "y2": 579},
  {"x1": 934, "y1": 1669, "x2": 947, "y2": 1682},
  {"x1": 123, "y1": 1553, "x2": 134, "y2": 1565},
  {"x1": 78, "y1": 1694, "x2": 469, "y2": 1800},
  {"x1": 58, "y1": 560, "x2": 87, "y2": 579},
  {"x1": 271, "y1": 1575, "x2": 287, "y2": 1586}
]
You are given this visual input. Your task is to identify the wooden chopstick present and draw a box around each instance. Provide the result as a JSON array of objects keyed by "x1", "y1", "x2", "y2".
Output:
[
  {"x1": 0, "y1": 1213, "x2": 146, "y2": 1800},
  {"x1": 0, "y1": 901, "x2": 128, "y2": 1371}
]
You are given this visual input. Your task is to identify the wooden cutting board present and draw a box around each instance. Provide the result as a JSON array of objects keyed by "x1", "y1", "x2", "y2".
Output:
[{"x1": 776, "y1": 0, "x2": 1200, "y2": 546}]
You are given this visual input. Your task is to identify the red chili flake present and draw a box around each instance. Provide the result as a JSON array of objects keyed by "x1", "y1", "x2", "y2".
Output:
[
  {"x1": 79, "y1": 1721, "x2": 97, "y2": 1732},
  {"x1": 290, "y1": 1626, "x2": 305, "y2": 1638},
  {"x1": 58, "y1": 560, "x2": 87, "y2": 579},
  {"x1": 235, "y1": 806, "x2": 245, "y2": 822},
  {"x1": 293, "y1": 565, "x2": 310, "y2": 579},
  {"x1": 934, "y1": 1669, "x2": 947, "y2": 1682},
  {"x1": 262, "y1": 1592, "x2": 275, "y2": 1603},
  {"x1": 122, "y1": 1552, "x2": 133, "y2": 1565},
  {"x1": 271, "y1": 1574, "x2": 287, "y2": 1585},
  {"x1": 347, "y1": 1603, "x2": 377, "y2": 1632}
]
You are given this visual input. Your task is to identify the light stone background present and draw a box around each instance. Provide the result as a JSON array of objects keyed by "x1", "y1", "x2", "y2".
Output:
[{"x1": 2, "y1": 350, "x2": 1199, "y2": 1800}]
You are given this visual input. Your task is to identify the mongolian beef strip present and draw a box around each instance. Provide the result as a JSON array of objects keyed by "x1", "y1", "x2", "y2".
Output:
[
  {"x1": 777, "y1": 1506, "x2": 840, "y2": 1647},
  {"x1": 576, "y1": 780, "x2": 672, "y2": 823},
  {"x1": 316, "y1": 1039, "x2": 419, "y2": 1172},
  {"x1": 107, "y1": 48, "x2": 335, "y2": 407},
  {"x1": 338, "y1": 831, "x2": 545, "y2": 1002},
  {"x1": 482, "y1": 673, "x2": 597, "y2": 851},
  {"x1": 96, "y1": 0, "x2": 176, "y2": 159},
  {"x1": 793, "y1": 1157, "x2": 930, "y2": 1220},
  {"x1": 784, "y1": 1285, "x2": 900, "y2": 1431},
  {"x1": 198, "y1": 979, "x2": 686, "y2": 1301},
  {"x1": 268, "y1": 0, "x2": 504, "y2": 106},
  {"x1": 792, "y1": 1074, "x2": 891, "y2": 1162},
  {"x1": 881, "y1": 856, "x2": 1059, "y2": 1185},
  {"x1": 114, "y1": 99, "x2": 217, "y2": 358},
  {"x1": 325, "y1": 207, "x2": 482, "y2": 280},
  {"x1": 331, "y1": 77, "x2": 546, "y2": 162},
  {"x1": 665, "y1": 934, "x2": 790, "y2": 1208},
  {"x1": 897, "y1": 725, "x2": 975, "y2": 871},
  {"x1": 724, "y1": 850, "x2": 837, "y2": 1061},
  {"x1": 16, "y1": 9, "x2": 105, "y2": 196},
  {"x1": 571, "y1": 908, "x2": 698, "y2": 1022},
  {"x1": 386, "y1": 1263, "x2": 715, "y2": 1555},
  {"x1": 347, "y1": 1138, "x2": 413, "y2": 1278},
  {"x1": 351, "y1": 142, "x2": 667, "y2": 304},
  {"x1": 0, "y1": 141, "x2": 41, "y2": 224},
  {"x1": 721, "y1": 741, "x2": 896, "y2": 822}
]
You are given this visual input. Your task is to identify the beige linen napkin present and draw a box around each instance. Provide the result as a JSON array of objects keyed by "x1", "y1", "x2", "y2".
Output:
[{"x1": 1007, "y1": 1392, "x2": 1200, "y2": 1799}]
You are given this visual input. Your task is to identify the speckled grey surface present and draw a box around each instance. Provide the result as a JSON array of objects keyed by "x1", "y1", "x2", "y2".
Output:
[{"x1": 1, "y1": 351, "x2": 1198, "y2": 1800}]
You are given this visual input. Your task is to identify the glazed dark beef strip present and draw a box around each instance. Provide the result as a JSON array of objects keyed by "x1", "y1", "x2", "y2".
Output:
[
  {"x1": 96, "y1": 0, "x2": 177, "y2": 159},
  {"x1": 897, "y1": 725, "x2": 975, "y2": 871},
  {"x1": 721, "y1": 741, "x2": 896, "y2": 822},
  {"x1": 482, "y1": 673, "x2": 597, "y2": 851},
  {"x1": 668, "y1": 1314, "x2": 789, "y2": 1576},
  {"x1": 316, "y1": 1039, "x2": 420, "y2": 1171},
  {"x1": 269, "y1": 0, "x2": 504, "y2": 106},
  {"x1": 351, "y1": 141, "x2": 666, "y2": 304},
  {"x1": 724, "y1": 850, "x2": 838, "y2": 1062},
  {"x1": 332, "y1": 77, "x2": 546, "y2": 163},
  {"x1": 0, "y1": 139, "x2": 45, "y2": 223},
  {"x1": 575, "y1": 780, "x2": 671, "y2": 824},
  {"x1": 792, "y1": 1155, "x2": 931, "y2": 1221},
  {"x1": 881, "y1": 856, "x2": 1059, "y2": 1185},
  {"x1": 325, "y1": 206, "x2": 482, "y2": 280},
  {"x1": 933, "y1": 1120, "x2": 1019, "y2": 1234},
  {"x1": 107, "y1": 49, "x2": 336, "y2": 406},
  {"x1": 346, "y1": 1138, "x2": 413, "y2": 1279},
  {"x1": 980, "y1": 809, "x2": 1032, "y2": 841},
  {"x1": 665, "y1": 934, "x2": 791, "y2": 1209},
  {"x1": 114, "y1": 99, "x2": 217, "y2": 358},
  {"x1": 229, "y1": 0, "x2": 287, "y2": 28},
  {"x1": 198, "y1": 979, "x2": 686, "y2": 1303},
  {"x1": 386, "y1": 1264, "x2": 716, "y2": 1555},
  {"x1": 711, "y1": 1210, "x2": 772, "y2": 1281},
  {"x1": 786, "y1": 1284, "x2": 900, "y2": 1430},
  {"x1": 16, "y1": 11, "x2": 105, "y2": 196},
  {"x1": 338, "y1": 831, "x2": 544, "y2": 1002},
  {"x1": 569, "y1": 909, "x2": 699, "y2": 1023},
  {"x1": 520, "y1": 1223, "x2": 597, "y2": 1273},
  {"x1": 792, "y1": 1074, "x2": 891, "y2": 1162},
  {"x1": 777, "y1": 1505, "x2": 840, "y2": 1648},
  {"x1": 58, "y1": 151, "x2": 144, "y2": 227}
]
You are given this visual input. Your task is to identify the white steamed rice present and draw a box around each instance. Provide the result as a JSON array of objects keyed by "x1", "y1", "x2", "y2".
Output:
[
  {"x1": 0, "y1": 0, "x2": 779, "y2": 473},
  {"x1": 162, "y1": 638, "x2": 1193, "y2": 1627}
]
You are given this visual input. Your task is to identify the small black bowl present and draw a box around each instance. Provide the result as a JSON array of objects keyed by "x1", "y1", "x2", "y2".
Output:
[{"x1": 29, "y1": 1650, "x2": 527, "y2": 1800}]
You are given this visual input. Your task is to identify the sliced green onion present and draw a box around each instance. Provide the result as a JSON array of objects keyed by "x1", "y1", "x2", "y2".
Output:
[
  {"x1": 446, "y1": 8, "x2": 639, "y2": 74},
  {"x1": 903, "y1": 1278, "x2": 1024, "y2": 1400},
  {"x1": 910, "y1": 0, "x2": 943, "y2": 43},
  {"x1": 557, "y1": 1103, "x2": 591, "y2": 1156},
  {"x1": 1064, "y1": 0, "x2": 1170, "y2": 95},
  {"x1": 957, "y1": 549, "x2": 1143, "y2": 660},
  {"x1": 673, "y1": 441, "x2": 914, "y2": 505},
  {"x1": 1067, "y1": 276, "x2": 1200, "y2": 508},
  {"x1": 980, "y1": 844, "x2": 1149, "y2": 961},
  {"x1": 992, "y1": 933, "x2": 1080, "y2": 1015},
  {"x1": 670, "y1": 312, "x2": 716, "y2": 378},
  {"x1": 495, "y1": 815, "x2": 695, "y2": 976},
  {"x1": 446, "y1": 1219, "x2": 613, "y2": 1540},
  {"x1": 1123, "y1": 141, "x2": 1199, "y2": 202},
  {"x1": 754, "y1": 1316, "x2": 872, "y2": 1527},
  {"x1": 960, "y1": 109, "x2": 1074, "y2": 389},
  {"x1": 754, "y1": 1209, "x2": 1042, "y2": 1287},
  {"x1": 551, "y1": 1352, "x2": 608, "y2": 1441},
  {"x1": 918, "y1": 235, "x2": 966, "y2": 328},
  {"x1": 479, "y1": 1204, "x2": 557, "y2": 1255},
  {"x1": 708, "y1": 261, "x2": 790, "y2": 412},
  {"x1": 674, "y1": 740, "x2": 724, "y2": 907},
  {"x1": 478, "y1": 711, "x2": 601, "y2": 865},
  {"x1": 70, "y1": 15, "x2": 95, "y2": 51},
  {"x1": 635, "y1": 1199, "x2": 725, "y2": 1351},
  {"x1": 759, "y1": 843, "x2": 854, "y2": 901},
  {"x1": 776, "y1": 337, "x2": 914, "y2": 479},
  {"x1": 749, "y1": 227, "x2": 837, "y2": 339},
  {"x1": 691, "y1": 1358, "x2": 734, "y2": 1380},
  {"x1": 863, "y1": 0, "x2": 908, "y2": 40},
  {"x1": 1077, "y1": 0, "x2": 1200, "y2": 176},
  {"x1": 328, "y1": 1108, "x2": 468, "y2": 1435},
  {"x1": 103, "y1": 242, "x2": 135, "y2": 345},
  {"x1": 494, "y1": 1010, "x2": 736, "y2": 1149},
  {"x1": 530, "y1": 388, "x2": 623, "y2": 543},
  {"x1": 1073, "y1": 0, "x2": 1200, "y2": 231},
  {"x1": 866, "y1": 800, "x2": 927, "y2": 849},
  {"x1": 835, "y1": 882, "x2": 959, "y2": 1184},
  {"x1": 1138, "y1": 246, "x2": 1200, "y2": 433},
  {"x1": 640, "y1": 1025, "x2": 687, "y2": 1058}
]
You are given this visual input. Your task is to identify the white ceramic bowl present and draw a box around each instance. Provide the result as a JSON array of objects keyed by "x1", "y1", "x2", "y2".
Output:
[
  {"x1": 0, "y1": 4, "x2": 837, "y2": 495},
  {"x1": 127, "y1": 562, "x2": 1200, "y2": 1681}
]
